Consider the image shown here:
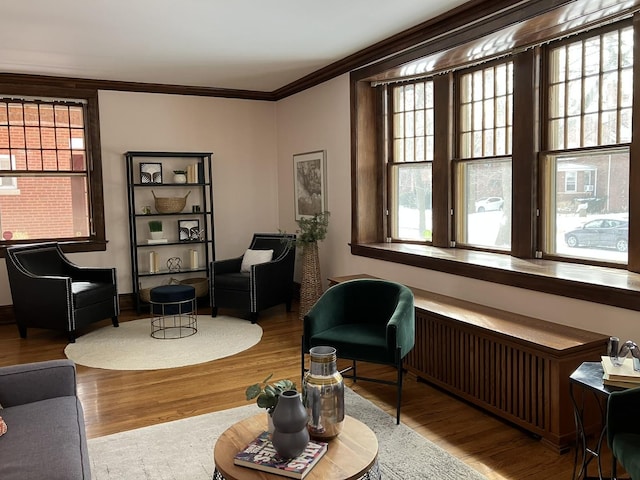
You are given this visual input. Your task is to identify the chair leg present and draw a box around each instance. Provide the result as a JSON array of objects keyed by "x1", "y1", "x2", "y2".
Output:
[
  {"x1": 112, "y1": 316, "x2": 119, "y2": 327},
  {"x1": 249, "y1": 312, "x2": 258, "y2": 324},
  {"x1": 396, "y1": 348, "x2": 403, "y2": 425},
  {"x1": 17, "y1": 324, "x2": 27, "y2": 339},
  {"x1": 211, "y1": 306, "x2": 218, "y2": 317},
  {"x1": 301, "y1": 336, "x2": 305, "y2": 385},
  {"x1": 352, "y1": 360, "x2": 357, "y2": 383},
  {"x1": 612, "y1": 455, "x2": 617, "y2": 480},
  {"x1": 68, "y1": 331, "x2": 76, "y2": 343}
]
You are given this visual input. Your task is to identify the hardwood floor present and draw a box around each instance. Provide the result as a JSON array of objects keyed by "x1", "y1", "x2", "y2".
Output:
[{"x1": 0, "y1": 305, "x2": 611, "y2": 479}]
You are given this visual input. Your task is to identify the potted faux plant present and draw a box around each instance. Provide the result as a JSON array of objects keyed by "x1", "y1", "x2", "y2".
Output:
[
  {"x1": 294, "y1": 211, "x2": 329, "y2": 319},
  {"x1": 148, "y1": 220, "x2": 163, "y2": 240},
  {"x1": 246, "y1": 373, "x2": 297, "y2": 432},
  {"x1": 246, "y1": 373, "x2": 297, "y2": 415}
]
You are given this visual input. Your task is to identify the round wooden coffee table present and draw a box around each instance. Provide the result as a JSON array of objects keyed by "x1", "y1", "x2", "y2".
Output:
[{"x1": 213, "y1": 414, "x2": 380, "y2": 480}]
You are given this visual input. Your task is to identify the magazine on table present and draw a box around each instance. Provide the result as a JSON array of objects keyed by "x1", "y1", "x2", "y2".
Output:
[{"x1": 233, "y1": 431, "x2": 328, "y2": 479}]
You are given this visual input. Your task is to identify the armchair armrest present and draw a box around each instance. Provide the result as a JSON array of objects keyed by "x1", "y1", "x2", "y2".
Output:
[
  {"x1": 303, "y1": 284, "x2": 347, "y2": 346},
  {"x1": 386, "y1": 288, "x2": 415, "y2": 358},
  {"x1": 212, "y1": 257, "x2": 243, "y2": 275},
  {"x1": 251, "y1": 257, "x2": 293, "y2": 303},
  {"x1": 8, "y1": 269, "x2": 73, "y2": 318},
  {"x1": 69, "y1": 266, "x2": 116, "y2": 283},
  {"x1": 0, "y1": 359, "x2": 77, "y2": 408}
]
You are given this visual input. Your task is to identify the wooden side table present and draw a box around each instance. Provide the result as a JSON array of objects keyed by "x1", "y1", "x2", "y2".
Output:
[{"x1": 213, "y1": 414, "x2": 380, "y2": 480}]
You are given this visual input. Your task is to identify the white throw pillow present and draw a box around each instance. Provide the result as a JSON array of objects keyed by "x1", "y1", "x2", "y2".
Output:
[{"x1": 240, "y1": 249, "x2": 273, "y2": 273}]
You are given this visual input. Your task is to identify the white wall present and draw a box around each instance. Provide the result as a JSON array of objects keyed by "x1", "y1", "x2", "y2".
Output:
[
  {"x1": 1, "y1": 78, "x2": 638, "y2": 342},
  {"x1": 275, "y1": 74, "x2": 640, "y2": 341},
  {"x1": 0, "y1": 90, "x2": 280, "y2": 303}
]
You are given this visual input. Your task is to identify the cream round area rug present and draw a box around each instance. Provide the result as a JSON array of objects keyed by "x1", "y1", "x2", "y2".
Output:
[{"x1": 64, "y1": 316, "x2": 262, "y2": 370}]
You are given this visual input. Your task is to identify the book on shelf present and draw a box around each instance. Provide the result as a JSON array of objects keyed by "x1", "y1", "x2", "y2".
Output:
[
  {"x1": 147, "y1": 238, "x2": 168, "y2": 244},
  {"x1": 601, "y1": 356, "x2": 640, "y2": 387},
  {"x1": 233, "y1": 431, "x2": 327, "y2": 479},
  {"x1": 186, "y1": 164, "x2": 197, "y2": 183}
]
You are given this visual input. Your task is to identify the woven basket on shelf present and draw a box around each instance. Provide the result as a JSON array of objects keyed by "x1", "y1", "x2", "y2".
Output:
[
  {"x1": 179, "y1": 277, "x2": 209, "y2": 298},
  {"x1": 152, "y1": 190, "x2": 191, "y2": 214}
]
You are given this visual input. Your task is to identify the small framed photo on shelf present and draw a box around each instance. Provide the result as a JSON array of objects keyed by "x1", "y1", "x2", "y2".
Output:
[
  {"x1": 178, "y1": 219, "x2": 201, "y2": 241},
  {"x1": 140, "y1": 163, "x2": 162, "y2": 184}
]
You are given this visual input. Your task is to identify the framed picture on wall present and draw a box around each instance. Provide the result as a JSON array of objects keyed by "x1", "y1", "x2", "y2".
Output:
[
  {"x1": 140, "y1": 163, "x2": 163, "y2": 184},
  {"x1": 178, "y1": 219, "x2": 200, "y2": 242},
  {"x1": 293, "y1": 150, "x2": 327, "y2": 220}
]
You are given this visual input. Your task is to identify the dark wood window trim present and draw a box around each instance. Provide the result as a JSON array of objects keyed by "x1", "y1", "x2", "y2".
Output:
[
  {"x1": 351, "y1": 4, "x2": 640, "y2": 313},
  {"x1": 0, "y1": 81, "x2": 107, "y2": 255}
]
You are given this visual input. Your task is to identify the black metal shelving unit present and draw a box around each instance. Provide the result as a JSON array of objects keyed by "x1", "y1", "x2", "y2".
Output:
[{"x1": 125, "y1": 151, "x2": 215, "y2": 312}]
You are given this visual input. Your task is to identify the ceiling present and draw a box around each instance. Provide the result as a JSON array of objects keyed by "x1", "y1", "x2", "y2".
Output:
[{"x1": 0, "y1": 0, "x2": 470, "y2": 93}]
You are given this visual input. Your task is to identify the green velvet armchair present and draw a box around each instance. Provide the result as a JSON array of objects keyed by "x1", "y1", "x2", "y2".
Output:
[
  {"x1": 302, "y1": 278, "x2": 415, "y2": 424},
  {"x1": 607, "y1": 386, "x2": 640, "y2": 479}
]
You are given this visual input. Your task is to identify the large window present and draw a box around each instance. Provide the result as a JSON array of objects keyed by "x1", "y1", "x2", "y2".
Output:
[
  {"x1": 351, "y1": 2, "x2": 640, "y2": 311},
  {"x1": 388, "y1": 81, "x2": 434, "y2": 242},
  {"x1": 0, "y1": 89, "x2": 105, "y2": 251},
  {"x1": 542, "y1": 25, "x2": 632, "y2": 264},
  {"x1": 455, "y1": 61, "x2": 513, "y2": 250}
]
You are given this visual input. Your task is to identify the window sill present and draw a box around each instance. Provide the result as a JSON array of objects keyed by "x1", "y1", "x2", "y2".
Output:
[
  {"x1": 0, "y1": 239, "x2": 107, "y2": 257},
  {"x1": 351, "y1": 242, "x2": 640, "y2": 312}
]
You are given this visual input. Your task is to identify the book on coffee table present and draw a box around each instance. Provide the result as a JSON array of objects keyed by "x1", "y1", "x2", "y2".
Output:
[{"x1": 233, "y1": 431, "x2": 327, "y2": 479}]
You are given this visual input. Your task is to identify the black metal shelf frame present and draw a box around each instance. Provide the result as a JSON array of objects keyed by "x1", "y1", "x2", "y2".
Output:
[{"x1": 125, "y1": 151, "x2": 215, "y2": 313}]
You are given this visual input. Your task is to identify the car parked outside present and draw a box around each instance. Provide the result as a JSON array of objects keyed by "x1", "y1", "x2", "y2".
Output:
[
  {"x1": 564, "y1": 218, "x2": 628, "y2": 252},
  {"x1": 474, "y1": 196, "x2": 504, "y2": 212}
]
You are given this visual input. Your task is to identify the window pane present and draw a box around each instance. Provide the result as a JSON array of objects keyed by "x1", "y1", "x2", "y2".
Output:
[
  {"x1": 620, "y1": 108, "x2": 632, "y2": 143},
  {"x1": 394, "y1": 88, "x2": 405, "y2": 112},
  {"x1": 391, "y1": 163, "x2": 433, "y2": 241},
  {"x1": 415, "y1": 110, "x2": 425, "y2": 136},
  {"x1": 0, "y1": 175, "x2": 89, "y2": 240},
  {"x1": 0, "y1": 97, "x2": 93, "y2": 245},
  {"x1": 583, "y1": 113, "x2": 598, "y2": 146},
  {"x1": 566, "y1": 116, "x2": 581, "y2": 148},
  {"x1": 583, "y1": 76, "x2": 599, "y2": 113},
  {"x1": 394, "y1": 139, "x2": 404, "y2": 162},
  {"x1": 547, "y1": 25, "x2": 632, "y2": 150},
  {"x1": 459, "y1": 61, "x2": 513, "y2": 159},
  {"x1": 549, "y1": 119, "x2": 565, "y2": 150},
  {"x1": 545, "y1": 149, "x2": 628, "y2": 264},
  {"x1": 601, "y1": 72, "x2": 618, "y2": 110},
  {"x1": 391, "y1": 81, "x2": 434, "y2": 165},
  {"x1": 567, "y1": 43, "x2": 583, "y2": 79},
  {"x1": 456, "y1": 158, "x2": 512, "y2": 249},
  {"x1": 549, "y1": 46, "x2": 566, "y2": 83},
  {"x1": 548, "y1": 84, "x2": 565, "y2": 118},
  {"x1": 414, "y1": 82, "x2": 424, "y2": 109},
  {"x1": 602, "y1": 31, "x2": 619, "y2": 71},
  {"x1": 584, "y1": 37, "x2": 600, "y2": 76}
]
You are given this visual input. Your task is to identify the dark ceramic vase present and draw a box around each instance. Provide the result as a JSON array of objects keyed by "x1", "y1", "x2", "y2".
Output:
[{"x1": 271, "y1": 390, "x2": 310, "y2": 458}]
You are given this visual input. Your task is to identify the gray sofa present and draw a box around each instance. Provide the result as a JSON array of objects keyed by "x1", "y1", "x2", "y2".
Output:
[{"x1": 0, "y1": 359, "x2": 91, "y2": 479}]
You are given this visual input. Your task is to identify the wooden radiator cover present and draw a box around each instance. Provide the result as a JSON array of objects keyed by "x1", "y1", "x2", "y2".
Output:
[
  {"x1": 329, "y1": 275, "x2": 609, "y2": 453},
  {"x1": 405, "y1": 294, "x2": 608, "y2": 453}
]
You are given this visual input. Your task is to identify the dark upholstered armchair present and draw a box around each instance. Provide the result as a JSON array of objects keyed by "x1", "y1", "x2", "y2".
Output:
[
  {"x1": 6, "y1": 242, "x2": 119, "y2": 342},
  {"x1": 210, "y1": 233, "x2": 296, "y2": 323},
  {"x1": 302, "y1": 278, "x2": 415, "y2": 424},
  {"x1": 607, "y1": 386, "x2": 640, "y2": 479}
]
